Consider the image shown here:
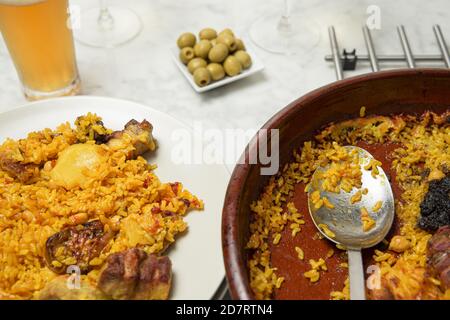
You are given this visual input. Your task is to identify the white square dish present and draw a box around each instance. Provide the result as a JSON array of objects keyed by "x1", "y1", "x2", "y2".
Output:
[{"x1": 171, "y1": 44, "x2": 264, "y2": 93}]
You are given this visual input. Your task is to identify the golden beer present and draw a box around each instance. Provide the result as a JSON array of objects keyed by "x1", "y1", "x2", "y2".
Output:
[{"x1": 0, "y1": 0, "x2": 80, "y2": 100}]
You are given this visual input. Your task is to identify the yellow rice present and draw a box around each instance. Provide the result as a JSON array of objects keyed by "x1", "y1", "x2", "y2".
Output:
[
  {"x1": 0, "y1": 114, "x2": 203, "y2": 299},
  {"x1": 247, "y1": 111, "x2": 450, "y2": 300}
]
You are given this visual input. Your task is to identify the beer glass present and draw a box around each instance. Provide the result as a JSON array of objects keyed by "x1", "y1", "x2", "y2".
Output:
[{"x1": 0, "y1": 0, "x2": 81, "y2": 101}]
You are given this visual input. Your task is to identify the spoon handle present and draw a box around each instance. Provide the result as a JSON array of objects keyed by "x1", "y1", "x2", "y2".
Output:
[{"x1": 347, "y1": 249, "x2": 366, "y2": 300}]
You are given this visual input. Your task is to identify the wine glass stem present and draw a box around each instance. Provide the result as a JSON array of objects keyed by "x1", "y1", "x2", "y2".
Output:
[
  {"x1": 283, "y1": 0, "x2": 290, "y2": 18},
  {"x1": 278, "y1": 0, "x2": 292, "y2": 34},
  {"x1": 98, "y1": 0, "x2": 114, "y2": 31}
]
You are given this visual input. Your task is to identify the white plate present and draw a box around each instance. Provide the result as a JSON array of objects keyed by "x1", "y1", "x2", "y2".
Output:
[
  {"x1": 0, "y1": 96, "x2": 230, "y2": 300},
  {"x1": 171, "y1": 45, "x2": 264, "y2": 93}
]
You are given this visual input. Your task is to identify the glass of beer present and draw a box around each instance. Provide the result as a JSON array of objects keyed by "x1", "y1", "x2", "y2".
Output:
[{"x1": 0, "y1": 0, "x2": 81, "y2": 101}]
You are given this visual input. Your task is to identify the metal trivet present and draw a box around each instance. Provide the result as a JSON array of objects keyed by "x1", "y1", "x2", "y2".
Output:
[{"x1": 325, "y1": 25, "x2": 450, "y2": 80}]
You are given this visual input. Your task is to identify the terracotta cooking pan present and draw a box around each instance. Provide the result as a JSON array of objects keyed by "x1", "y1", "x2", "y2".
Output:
[{"x1": 222, "y1": 68, "x2": 450, "y2": 300}]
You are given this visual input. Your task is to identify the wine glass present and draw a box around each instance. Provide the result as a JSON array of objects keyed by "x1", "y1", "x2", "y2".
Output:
[
  {"x1": 74, "y1": 0, "x2": 142, "y2": 48},
  {"x1": 249, "y1": 0, "x2": 320, "y2": 55}
]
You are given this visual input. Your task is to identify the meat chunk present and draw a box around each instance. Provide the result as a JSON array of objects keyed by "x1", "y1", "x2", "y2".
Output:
[
  {"x1": 106, "y1": 120, "x2": 156, "y2": 159},
  {"x1": 97, "y1": 247, "x2": 145, "y2": 299},
  {"x1": 134, "y1": 253, "x2": 172, "y2": 300},
  {"x1": 427, "y1": 225, "x2": 450, "y2": 289},
  {"x1": 368, "y1": 281, "x2": 394, "y2": 300},
  {"x1": 37, "y1": 276, "x2": 106, "y2": 300},
  {"x1": 45, "y1": 220, "x2": 113, "y2": 274},
  {"x1": 97, "y1": 248, "x2": 172, "y2": 300},
  {"x1": 0, "y1": 153, "x2": 38, "y2": 183},
  {"x1": 368, "y1": 258, "x2": 427, "y2": 300}
]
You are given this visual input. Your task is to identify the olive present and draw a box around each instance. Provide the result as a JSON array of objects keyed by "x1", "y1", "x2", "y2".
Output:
[
  {"x1": 208, "y1": 43, "x2": 229, "y2": 63},
  {"x1": 193, "y1": 67, "x2": 211, "y2": 87},
  {"x1": 235, "y1": 38, "x2": 246, "y2": 51},
  {"x1": 210, "y1": 39, "x2": 217, "y2": 47},
  {"x1": 177, "y1": 32, "x2": 196, "y2": 49},
  {"x1": 187, "y1": 57, "x2": 207, "y2": 74},
  {"x1": 206, "y1": 63, "x2": 225, "y2": 81},
  {"x1": 218, "y1": 28, "x2": 234, "y2": 38},
  {"x1": 179, "y1": 47, "x2": 195, "y2": 64},
  {"x1": 199, "y1": 28, "x2": 217, "y2": 40},
  {"x1": 193, "y1": 40, "x2": 212, "y2": 59},
  {"x1": 216, "y1": 34, "x2": 237, "y2": 52},
  {"x1": 223, "y1": 56, "x2": 242, "y2": 76},
  {"x1": 234, "y1": 50, "x2": 252, "y2": 69}
]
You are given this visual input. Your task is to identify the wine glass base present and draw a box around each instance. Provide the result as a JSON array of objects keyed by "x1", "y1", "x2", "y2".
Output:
[
  {"x1": 249, "y1": 13, "x2": 321, "y2": 55},
  {"x1": 75, "y1": 6, "x2": 142, "y2": 48}
]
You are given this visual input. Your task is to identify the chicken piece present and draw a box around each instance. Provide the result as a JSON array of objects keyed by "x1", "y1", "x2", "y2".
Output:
[
  {"x1": 97, "y1": 248, "x2": 172, "y2": 300},
  {"x1": 45, "y1": 220, "x2": 113, "y2": 274},
  {"x1": 106, "y1": 119, "x2": 156, "y2": 159},
  {"x1": 427, "y1": 225, "x2": 450, "y2": 289},
  {"x1": 37, "y1": 275, "x2": 106, "y2": 300},
  {"x1": 369, "y1": 258, "x2": 426, "y2": 300},
  {"x1": 384, "y1": 266, "x2": 426, "y2": 300},
  {"x1": 50, "y1": 143, "x2": 106, "y2": 189}
]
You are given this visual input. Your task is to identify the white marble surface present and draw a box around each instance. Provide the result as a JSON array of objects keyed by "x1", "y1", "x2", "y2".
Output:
[{"x1": 0, "y1": 0, "x2": 449, "y2": 134}]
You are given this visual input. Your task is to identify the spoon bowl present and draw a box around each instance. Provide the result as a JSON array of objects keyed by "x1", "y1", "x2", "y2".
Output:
[
  {"x1": 307, "y1": 146, "x2": 395, "y2": 300},
  {"x1": 308, "y1": 146, "x2": 395, "y2": 249}
]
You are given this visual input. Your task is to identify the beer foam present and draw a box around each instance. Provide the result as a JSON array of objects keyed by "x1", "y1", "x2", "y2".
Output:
[{"x1": 0, "y1": 0, "x2": 44, "y2": 5}]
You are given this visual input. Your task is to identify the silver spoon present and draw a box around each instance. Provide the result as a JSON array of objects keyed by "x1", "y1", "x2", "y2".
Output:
[{"x1": 307, "y1": 146, "x2": 395, "y2": 300}]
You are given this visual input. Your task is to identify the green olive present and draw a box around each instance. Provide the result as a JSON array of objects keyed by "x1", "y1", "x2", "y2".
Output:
[
  {"x1": 216, "y1": 34, "x2": 237, "y2": 52},
  {"x1": 235, "y1": 38, "x2": 246, "y2": 51},
  {"x1": 199, "y1": 28, "x2": 217, "y2": 40},
  {"x1": 208, "y1": 43, "x2": 229, "y2": 63},
  {"x1": 223, "y1": 56, "x2": 242, "y2": 76},
  {"x1": 187, "y1": 57, "x2": 207, "y2": 74},
  {"x1": 218, "y1": 28, "x2": 234, "y2": 38},
  {"x1": 193, "y1": 67, "x2": 211, "y2": 87},
  {"x1": 179, "y1": 47, "x2": 195, "y2": 64},
  {"x1": 234, "y1": 50, "x2": 252, "y2": 69},
  {"x1": 206, "y1": 63, "x2": 225, "y2": 81},
  {"x1": 193, "y1": 40, "x2": 212, "y2": 59},
  {"x1": 210, "y1": 39, "x2": 217, "y2": 47},
  {"x1": 177, "y1": 32, "x2": 196, "y2": 49}
]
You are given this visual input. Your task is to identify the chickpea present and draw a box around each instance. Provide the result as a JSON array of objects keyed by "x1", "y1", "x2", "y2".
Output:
[
  {"x1": 69, "y1": 212, "x2": 88, "y2": 225},
  {"x1": 388, "y1": 235, "x2": 410, "y2": 253}
]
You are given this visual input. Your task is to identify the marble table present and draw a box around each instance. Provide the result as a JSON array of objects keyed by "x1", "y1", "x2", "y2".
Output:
[
  {"x1": 0, "y1": 0, "x2": 448, "y2": 298},
  {"x1": 1, "y1": 0, "x2": 449, "y2": 131}
]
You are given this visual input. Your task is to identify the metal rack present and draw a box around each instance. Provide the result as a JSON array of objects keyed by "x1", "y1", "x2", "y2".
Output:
[{"x1": 325, "y1": 25, "x2": 450, "y2": 80}]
